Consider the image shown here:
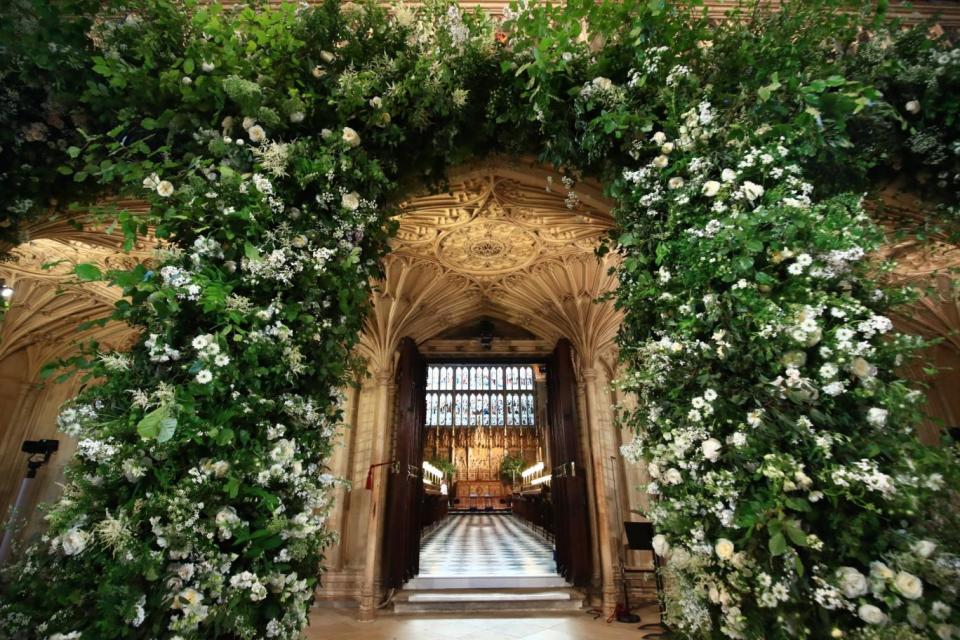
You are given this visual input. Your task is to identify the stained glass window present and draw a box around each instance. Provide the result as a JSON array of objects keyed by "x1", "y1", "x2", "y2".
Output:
[{"x1": 425, "y1": 364, "x2": 537, "y2": 427}]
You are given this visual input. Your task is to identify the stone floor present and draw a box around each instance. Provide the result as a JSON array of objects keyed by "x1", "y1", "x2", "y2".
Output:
[
  {"x1": 419, "y1": 514, "x2": 556, "y2": 577},
  {"x1": 305, "y1": 605, "x2": 667, "y2": 639}
]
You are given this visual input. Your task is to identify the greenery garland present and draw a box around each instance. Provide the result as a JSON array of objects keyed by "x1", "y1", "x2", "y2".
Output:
[{"x1": 0, "y1": 1, "x2": 958, "y2": 639}]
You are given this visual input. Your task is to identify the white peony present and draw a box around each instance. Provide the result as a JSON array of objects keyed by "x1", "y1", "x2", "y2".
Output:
[
  {"x1": 60, "y1": 528, "x2": 90, "y2": 556},
  {"x1": 342, "y1": 126, "x2": 361, "y2": 147},
  {"x1": 858, "y1": 603, "x2": 888, "y2": 625},
  {"x1": 247, "y1": 125, "x2": 266, "y2": 143},
  {"x1": 714, "y1": 538, "x2": 734, "y2": 561},
  {"x1": 652, "y1": 155, "x2": 669, "y2": 169},
  {"x1": 905, "y1": 100, "x2": 921, "y2": 114},
  {"x1": 289, "y1": 111, "x2": 305, "y2": 123},
  {"x1": 836, "y1": 566, "x2": 868, "y2": 598},
  {"x1": 701, "y1": 438, "x2": 722, "y2": 462},
  {"x1": 201, "y1": 61, "x2": 215, "y2": 72},
  {"x1": 660, "y1": 142, "x2": 674, "y2": 155},
  {"x1": 851, "y1": 357, "x2": 875, "y2": 379},
  {"x1": 156, "y1": 180, "x2": 175, "y2": 198},
  {"x1": 866, "y1": 407, "x2": 888, "y2": 427},
  {"x1": 668, "y1": 177, "x2": 685, "y2": 190},
  {"x1": 894, "y1": 571, "x2": 923, "y2": 600},
  {"x1": 242, "y1": 117, "x2": 257, "y2": 130},
  {"x1": 721, "y1": 168, "x2": 737, "y2": 183},
  {"x1": 740, "y1": 181, "x2": 764, "y2": 202},
  {"x1": 652, "y1": 534, "x2": 670, "y2": 557},
  {"x1": 702, "y1": 180, "x2": 721, "y2": 197},
  {"x1": 663, "y1": 468, "x2": 682, "y2": 485},
  {"x1": 341, "y1": 192, "x2": 360, "y2": 210},
  {"x1": 651, "y1": 131, "x2": 667, "y2": 145}
]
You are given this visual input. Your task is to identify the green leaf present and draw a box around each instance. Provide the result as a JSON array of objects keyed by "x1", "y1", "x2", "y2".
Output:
[
  {"x1": 137, "y1": 405, "x2": 177, "y2": 442},
  {"x1": 66, "y1": 146, "x2": 82, "y2": 159},
  {"x1": 769, "y1": 532, "x2": 788, "y2": 556},
  {"x1": 244, "y1": 242, "x2": 260, "y2": 261},
  {"x1": 183, "y1": 58, "x2": 195, "y2": 74},
  {"x1": 74, "y1": 263, "x2": 103, "y2": 281},
  {"x1": 784, "y1": 521, "x2": 808, "y2": 547}
]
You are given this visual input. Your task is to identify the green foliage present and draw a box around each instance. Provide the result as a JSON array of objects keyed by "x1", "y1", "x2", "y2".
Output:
[{"x1": 0, "y1": 0, "x2": 957, "y2": 639}]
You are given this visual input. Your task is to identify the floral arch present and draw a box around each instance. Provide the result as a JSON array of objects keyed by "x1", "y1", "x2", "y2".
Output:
[{"x1": 0, "y1": 1, "x2": 959, "y2": 639}]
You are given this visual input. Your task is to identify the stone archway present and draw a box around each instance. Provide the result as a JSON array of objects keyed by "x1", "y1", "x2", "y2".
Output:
[{"x1": 318, "y1": 159, "x2": 633, "y2": 616}]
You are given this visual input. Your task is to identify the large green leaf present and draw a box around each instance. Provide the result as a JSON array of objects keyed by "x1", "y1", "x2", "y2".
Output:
[{"x1": 137, "y1": 405, "x2": 178, "y2": 442}]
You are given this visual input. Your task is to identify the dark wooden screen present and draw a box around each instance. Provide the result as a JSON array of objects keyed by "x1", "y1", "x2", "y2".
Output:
[
  {"x1": 546, "y1": 338, "x2": 592, "y2": 586},
  {"x1": 381, "y1": 337, "x2": 427, "y2": 588}
]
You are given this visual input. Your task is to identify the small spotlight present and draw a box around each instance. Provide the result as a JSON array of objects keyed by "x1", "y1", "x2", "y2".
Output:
[{"x1": 0, "y1": 282, "x2": 13, "y2": 301}]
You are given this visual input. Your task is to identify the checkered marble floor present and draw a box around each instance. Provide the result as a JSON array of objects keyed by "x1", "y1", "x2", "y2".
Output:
[{"x1": 419, "y1": 514, "x2": 558, "y2": 577}]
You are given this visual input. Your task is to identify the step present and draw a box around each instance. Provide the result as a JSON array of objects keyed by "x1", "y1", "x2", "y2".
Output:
[
  {"x1": 406, "y1": 574, "x2": 569, "y2": 590},
  {"x1": 393, "y1": 587, "x2": 585, "y2": 614}
]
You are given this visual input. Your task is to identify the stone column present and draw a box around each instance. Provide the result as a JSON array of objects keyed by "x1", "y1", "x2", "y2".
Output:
[
  {"x1": 358, "y1": 368, "x2": 396, "y2": 621},
  {"x1": 575, "y1": 377, "x2": 603, "y2": 605},
  {"x1": 582, "y1": 366, "x2": 618, "y2": 615}
]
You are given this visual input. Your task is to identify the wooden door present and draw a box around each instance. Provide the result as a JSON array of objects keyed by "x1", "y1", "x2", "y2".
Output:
[
  {"x1": 381, "y1": 337, "x2": 427, "y2": 588},
  {"x1": 546, "y1": 338, "x2": 592, "y2": 586}
]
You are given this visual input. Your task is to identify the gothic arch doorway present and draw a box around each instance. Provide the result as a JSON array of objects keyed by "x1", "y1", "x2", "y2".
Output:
[{"x1": 325, "y1": 159, "x2": 630, "y2": 618}]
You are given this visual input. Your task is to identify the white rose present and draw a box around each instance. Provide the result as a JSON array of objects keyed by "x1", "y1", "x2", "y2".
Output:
[
  {"x1": 870, "y1": 561, "x2": 894, "y2": 580},
  {"x1": 851, "y1": 357, "x2": 875, "y2": 379},
  {"x1": 912, "y1": 539, "x2": 937, "y2": 559},
  {"x1": 60, "y1": 528, "x2": 90, "y2": 556},
  {"x1": 663, "y1": 468, "x2": 682, "y2": 485},
  {"x1": 714, "y1": 538, "x2": 735, "y2": 561},
  {"x1": 721, "y1": 168, "x2": 737, "y2": 183},
  {"x1": 201, "y1": 61, "x2": 215, "y2": 72},
  {"x1": 341, "y1": 192, "x2": 360, "y2": 210},
  {"x1": 740, "y1": 180, "x2": 765, "y2": 202},
  {"x1": 342, "y1": 126, "x2": 361, "y2": 148},
  {"x1": 142, "y1": 173, "x2": 160, "y2": 190},
  {"x1": 312, "y1": 65, "x2": 326, "y2": 78},
  {"x1": 651, "y1": 131, "x2": 667, "y2": 145},
  {"x1": 320, "y1": 50, "x2": 335, "y2": 63},
  {"x1": 836, "y1": 566, "x2": 869, "y2": 598},
  {"x1": 701, "y1": 438, "x2": 722, "y2": 462},
  {"x1": 936, "y1": 624, "x2": 959, "y2": 640},
  {"x1": 660, "y1": 142, "x2": 675, "y2": 155},
  {"x1": 647, "y1": 461, "x2": 661, "y2": 478},
  {"x1": 242, "y1": 117, "x2": 256, "y2": 130},
  {"x1": 369, "y1": 96, "x2": 382, "y2": 109},
  {"x1": 668, "y1": 177, "x2": 685, "y2": 190},
  {"x1": 866, "y1": 407, "x2": 887, "y2": 427},
  {"x1": 702, "y1": 180, "x2": 721, "y2": 197},
  {"x1": 247, "y1": 125, "x2": 266, "y2": 143},
  {"x1": 289, "y1": 111, "x2": 305, "y2": 123},
  {"x1": 156, "y1": 180, "x2": 175, "y2": 198},
  {"x1": 894, "y1": 571, "x2": 923, "y2": 600},
  {"x1": 652, "y1": 155, "x2": 669, "y2": 169},
  {"x1": 859, "y1": 604, "x2": 888, "y2": 625},
  {"x1": 652, "y1": 534, "x2": 670, "y2": 557},
  {"x1": 905, "y1": 100, "x2": 921, "y2": 114}
]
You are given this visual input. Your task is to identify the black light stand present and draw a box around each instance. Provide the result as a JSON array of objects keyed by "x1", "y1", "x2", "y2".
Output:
[
  {"x1": 0, "y1": 439, "x2": 59, "y2": 565},
  {"x1": 610, "y1": 456, "x2": 640, "y2": 624}
]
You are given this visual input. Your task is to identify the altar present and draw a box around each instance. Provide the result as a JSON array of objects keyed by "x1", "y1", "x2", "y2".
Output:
[{"x1": 457, "y1": 479, "x2": 509, "y2": 511}]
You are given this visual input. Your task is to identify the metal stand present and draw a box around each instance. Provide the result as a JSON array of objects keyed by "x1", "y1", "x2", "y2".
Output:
[{"x1": 0, "y1": 440, "x2": 58, "y2": 566}]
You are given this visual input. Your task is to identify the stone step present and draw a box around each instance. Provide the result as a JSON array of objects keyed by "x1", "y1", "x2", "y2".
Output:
[
  {"x1": 405, "y1": 574, "x2": 569, "y2": 590},
  {"x1": 393, "y1": 587, "x2": 585, "y2": 614}
]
